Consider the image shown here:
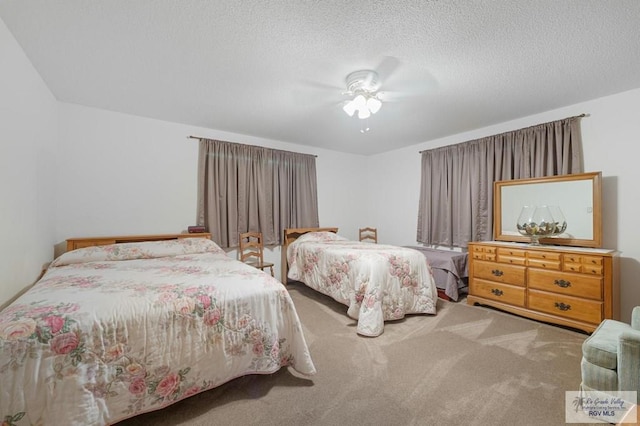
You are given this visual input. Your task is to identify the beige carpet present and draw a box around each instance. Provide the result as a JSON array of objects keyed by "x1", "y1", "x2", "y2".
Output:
[{"x1": 117, "y1": 282, "x2": 587, "y2": 426}]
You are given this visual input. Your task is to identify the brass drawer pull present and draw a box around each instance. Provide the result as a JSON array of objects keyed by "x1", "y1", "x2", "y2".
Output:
[
  {"x1": 491, "y1": 288, "x2": 504, "y2": 296},
  {"x1": 554, "y1": 302, "x2": 571, "y2": 311},
  {"x1": 554, "y1": 279, "x2": 571, "y2": 288},
  {"x1": 491, "y1": 269, "x2": 504, "y2": 277}
]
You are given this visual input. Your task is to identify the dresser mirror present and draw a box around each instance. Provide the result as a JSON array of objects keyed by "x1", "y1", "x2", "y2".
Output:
[{"x1": 493, "y1": 171, "x2": 602, "y2": 248}]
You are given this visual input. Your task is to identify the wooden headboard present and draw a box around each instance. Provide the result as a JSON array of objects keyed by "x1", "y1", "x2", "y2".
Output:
[
  {"x1": 66, "y1": 233, "x2": 212, "y2": 252},
  {"x1": 281, "y1": 227, "x2": 338, "y2": 284}
]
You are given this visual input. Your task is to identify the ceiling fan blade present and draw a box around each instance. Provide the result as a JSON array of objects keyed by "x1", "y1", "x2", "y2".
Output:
[
  {"x1": 376, "y1": 91, "x2": 401, "y2": 102},
  {"x1": 362, "y1": 72, "x2": 376, "y2": 90},
  {"x1": 291, "y1": 82, "x2": 346, "y2": 110},
  {"x1": 374, "y1": 56, "x2": 401, "y2": 84},
  {"x1": 299, "y1": 79, "x2": 343, "y2": 91},
  {"x1": 292, "y1": 78, "x2": 347, "y2": 107},
  {"x1": 376, "y1": 62, "x2": 439, "y2": 103}
]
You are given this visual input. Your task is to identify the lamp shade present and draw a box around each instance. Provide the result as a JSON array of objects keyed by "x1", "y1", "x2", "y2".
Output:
[
  {"x1": 358, "y1": 108, "x2": 371, "y2": 119},
  {"x1": 343, "y1": 100, "x2": 357, "y2": 117},
  {"x1": 353, "y1": 95, "x2": 367, "y2": 108},
  {"x1": 367, "y1": 97, "x2": 382, "y2": 114}
]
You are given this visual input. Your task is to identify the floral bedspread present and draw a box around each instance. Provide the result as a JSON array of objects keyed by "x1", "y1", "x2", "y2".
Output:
[
  {"x1": 287, "y1": 232, "x2": 437, "y2": 336},
  {"x1": 0, "y1": 238, "x2": 315, "y2": 426}
]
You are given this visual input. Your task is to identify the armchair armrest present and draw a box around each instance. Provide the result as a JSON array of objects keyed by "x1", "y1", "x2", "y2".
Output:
[
  {"x1": 617, "y1": 330, "x2": 640, "y2": 402},
  {"x1": 631, "y1": 306, "x2": 640, "y2": 331}
]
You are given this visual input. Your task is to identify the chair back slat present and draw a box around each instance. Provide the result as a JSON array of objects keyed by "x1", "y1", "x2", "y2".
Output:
[
  {"x1": 239, "y1": 232, "x2": 264, "y2": 263},
  {"x1": 239, "y1": 232, "x2": 274, "y2": 277},
  {"x1": 359, "y1": 227, "x2": 377, "y2": 243}
]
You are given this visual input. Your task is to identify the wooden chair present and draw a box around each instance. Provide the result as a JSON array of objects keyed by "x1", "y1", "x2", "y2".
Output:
[
  {"x1": 359, "y1": 227, "x2": 378, "y2": 243},
  {"x1": 239, "y1": 231, "x2": 274, "y2": 276}
]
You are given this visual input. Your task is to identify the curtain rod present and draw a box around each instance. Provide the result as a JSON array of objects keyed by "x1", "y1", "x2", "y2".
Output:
[
  {"x1": 418, "y1": 113, "x2": 588, "y2": 154},
  {"x1": 188, "y1": 135, "x2": 318, "y2": 157}
]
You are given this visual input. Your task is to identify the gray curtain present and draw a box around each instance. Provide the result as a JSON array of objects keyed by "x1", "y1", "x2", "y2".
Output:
[
  {"x1": 272, "y1": 150, "x2": 319, "y2": 238},
  {"x1": 417, "y1": 116, "x2": 584, "y2": 247},
  {"x1": 197, "y1": 139, "x2": 318, "y2": 248}
]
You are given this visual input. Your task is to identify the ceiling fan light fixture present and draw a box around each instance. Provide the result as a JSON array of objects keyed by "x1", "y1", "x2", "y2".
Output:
[
  {"x1": 367, "y1": 97, "x2": 382, "y2": 114},
  {"x1": 343, "y1": 93, "x2": 380, "y2": 119},
  {"x1": 358, "y1": 107, "x2": 371, "y2": 119},
  {"x1": 343, "y1": 70, "x2": 384, "y2": 120},
  {"x1": 342, "y1": 101, "x2": 357, "y2": 117},
  {"x1": 353, "y1": 94, "x2": 367, "y2": 108}
]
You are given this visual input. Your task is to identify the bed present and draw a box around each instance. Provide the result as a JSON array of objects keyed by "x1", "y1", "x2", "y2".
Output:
[
  {"x1": 0, "y1": 234, "x2": 315, "y2": 426},
  {"x1": 282, "y1": 228, "x2": 438, "y2": 337},
  {"x1": 404, "y1": 246, "x2": 469, "y2": 302}
]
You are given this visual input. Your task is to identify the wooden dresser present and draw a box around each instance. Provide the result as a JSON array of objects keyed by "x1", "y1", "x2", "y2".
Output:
[{"x1": 467, "y1": 241, "x2": 619, "y2": 333}]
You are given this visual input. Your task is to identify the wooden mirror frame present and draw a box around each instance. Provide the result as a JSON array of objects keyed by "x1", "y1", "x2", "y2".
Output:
[{"x1": 493, "y1": 171, "x2": 602, "y2": 248}]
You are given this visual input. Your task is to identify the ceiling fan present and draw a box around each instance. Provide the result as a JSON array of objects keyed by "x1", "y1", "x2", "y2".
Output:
[
  {"x1": 341, "y1": 56, "x2": 402, "y2": 121},
  {"x1": 295, "y1": 56, "x2": 424, "y2": 132},
  {"x1": 342, "y1": 69, "x2": 383, "y2": 119}
]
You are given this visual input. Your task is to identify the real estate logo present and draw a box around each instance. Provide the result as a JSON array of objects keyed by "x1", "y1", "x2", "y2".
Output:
[{"x1": 565, "y1": 390, "x2": 637, "y2": 423}]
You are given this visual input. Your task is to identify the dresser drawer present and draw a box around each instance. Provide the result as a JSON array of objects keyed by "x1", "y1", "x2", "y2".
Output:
[
  {"x1": 471, "y1": 245, "x2": 497, "y2": 261},
  {"x1": 528, "y1": 269, "x2": 602, "y2": 300},
  {"x1": 564, "y1": 254, "x2": 581, "y2": 263},
  {"x1": 497, "y1": 255, "x2": 526, "y2": 266},
  {"x1": 582, "y1": 255, "x2": 603, "y2": 266},
  {"x1": 472, "y1": 245, "x2": 496, "y2": 254},
  {"x1": 562, "y1": 254, "x2": 604, "y2": 275},
  {"x1": 527, "y1": 258, "x2": 561, "y2": 270},
  {"x1": 563, "y1": 262, "x2": 583, "y2": 273},
  {"x1": 561, "y1": 263, "x2": 603, "y2": 275},
  {"x1": 528, "y1": 251, "x2": 562, "y2": 261},
  {"x1": 470, "y1": 279, "x2": 525, "y2": 306},
  {"x1": 527, "y1": 250, "x2": 561, "y2": 271},
  {"x1": 582, "y1": 264, "x2": 604, "y2": 276},
  {"x1": 497, "y1": 247, "x2": 526, "y2": 258},
  {"x1": 496, "y1": 247, "x2": 526, "y2": 265},
  {"x1": 473, "y1": 260, "x2": 526, "y2": 286},
  {"x1": 528, "y1": 290, "x2": 603, "y2": 324},
  {"x1": 472, "y1": 252, "x2": 497, "y2": 261}
]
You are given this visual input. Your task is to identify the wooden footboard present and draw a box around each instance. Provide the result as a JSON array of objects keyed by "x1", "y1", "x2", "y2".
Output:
[{"x1": 281, "y1": 227, "x2": 338, "y2": 284}]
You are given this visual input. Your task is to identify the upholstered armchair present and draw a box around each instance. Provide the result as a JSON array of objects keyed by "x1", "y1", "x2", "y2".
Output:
[{"x1": 581, "y1": 307, "x2": 640, "y2": 402}]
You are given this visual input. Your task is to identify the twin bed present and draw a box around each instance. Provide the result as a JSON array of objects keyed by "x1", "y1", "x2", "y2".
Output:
[
  {"x1": 0, "y1": 234, "x2": 315, "y2": 426},
  {"x1": 404, "y1": 246, "x2": 469, "y2": 302},
  {"x1": 282, "y1": 228, "x2": 438, "y2": 337},
  {"x1": 1, "y1": 228, "x2": 439, "y2": 424}
]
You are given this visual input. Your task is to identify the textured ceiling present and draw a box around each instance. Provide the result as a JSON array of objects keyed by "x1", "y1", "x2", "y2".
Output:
[{"x1": 2, "y1": 1, "x2": 640, "y2": 155}]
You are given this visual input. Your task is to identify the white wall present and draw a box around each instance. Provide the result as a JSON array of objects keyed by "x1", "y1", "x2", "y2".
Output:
[
  {"x1": 369, "y1": 87, "x2": 640, "y2": 322},
  {"x1": 56, "y1": 103, "x2": 368, "y2": 278},
  {"x1": 0, "y1": 17, "x2": 58, "y2": 307}
]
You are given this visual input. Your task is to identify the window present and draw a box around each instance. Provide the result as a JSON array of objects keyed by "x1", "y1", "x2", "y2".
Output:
[
  {"x1": 196, "y1": 139, "x2": 319, "y2": 248},
  {"x1": 417, "y1": 116, "x2": 584, "y2": 247}
]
